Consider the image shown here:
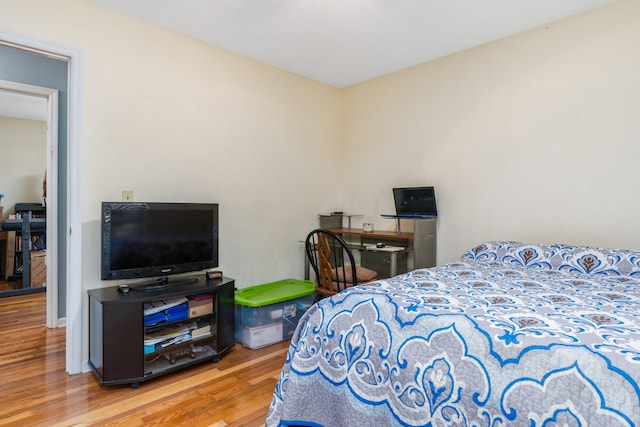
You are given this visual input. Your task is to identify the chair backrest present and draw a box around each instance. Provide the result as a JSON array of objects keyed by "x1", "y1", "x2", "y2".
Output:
[{"x1": 305, "y1": 228, "x2": 358, "y2": 297}]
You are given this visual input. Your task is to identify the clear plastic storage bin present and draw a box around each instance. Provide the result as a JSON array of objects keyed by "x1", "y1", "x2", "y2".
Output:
[{"x1": 235, "y1": 279, "x2": 315, "y2": 349}]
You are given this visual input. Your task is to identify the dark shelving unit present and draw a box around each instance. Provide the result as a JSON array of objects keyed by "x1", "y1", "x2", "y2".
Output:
[
  {"x1": 88, "y1": 275, "x2": 235, "y2": 388},
  {"x1": 1, "y1": 203, "x2": 47, "y2": 296}
]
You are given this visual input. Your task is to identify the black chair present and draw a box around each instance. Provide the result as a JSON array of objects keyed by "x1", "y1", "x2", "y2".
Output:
[{"x1": 305, "y1": 228, "x2": 377, "y2": 299}]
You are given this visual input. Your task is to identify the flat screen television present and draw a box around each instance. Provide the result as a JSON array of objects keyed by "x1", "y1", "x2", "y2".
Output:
[{"x1": 101, "y1": 202, "x2": 218, "y2": 285}]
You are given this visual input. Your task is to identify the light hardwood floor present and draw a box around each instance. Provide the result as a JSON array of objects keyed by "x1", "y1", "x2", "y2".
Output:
[{"x1": 0, "y1": 291, "x2": 290, "y2": 427}]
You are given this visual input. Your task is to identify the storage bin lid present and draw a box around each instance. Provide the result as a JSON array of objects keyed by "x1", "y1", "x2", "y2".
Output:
[{"x1": 235, "y1": 279, "x2": 315, "y2": 307}]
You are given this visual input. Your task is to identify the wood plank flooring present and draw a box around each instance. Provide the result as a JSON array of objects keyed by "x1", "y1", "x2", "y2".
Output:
[{"x1": 0, "y1": 291, "x2": 290, "y2": 427}]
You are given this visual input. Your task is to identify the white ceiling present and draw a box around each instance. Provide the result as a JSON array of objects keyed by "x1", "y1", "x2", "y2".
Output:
[
  {"x1": 88, "y1": 0, "x2": 615, "y2": 88},
  {"x1": 0, "y1": 0, "x2": 616, "y2": 120},
  {"x1": 0, "y1": 90, "x2": 47, "y2": 121}
]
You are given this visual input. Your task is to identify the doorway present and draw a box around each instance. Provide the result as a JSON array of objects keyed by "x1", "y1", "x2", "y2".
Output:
[
  {"x1": 0, "y1": 31, "x2": 83, "y2": 375},
  {"x1": 0, "y1": 82, "x2": 58, "y2": 329}
]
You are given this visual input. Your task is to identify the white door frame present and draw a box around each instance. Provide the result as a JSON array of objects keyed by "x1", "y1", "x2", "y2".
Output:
[
  {"x1": 0, "y1": 80, "x2": 58, "y2": 329},
  {"x1": 0, "y1": 30, "x2": 84, "y2": 374}
]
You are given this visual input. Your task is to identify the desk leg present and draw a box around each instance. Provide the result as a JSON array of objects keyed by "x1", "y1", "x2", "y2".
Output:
[{"x1": 390, "y1": 252, "x2": 397, "y2": 277}]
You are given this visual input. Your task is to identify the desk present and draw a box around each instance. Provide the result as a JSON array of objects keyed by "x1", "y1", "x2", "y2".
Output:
[
  {"x1": 330, "y1": 228, "x2": 414, "y2": 279},
  {"x1": 303, "y1": 238, "x2": 408, "y2": 281},
  {"x1": 329, "y1": 227, "x2": 415, "y2": 242},
  {"x1": 304, "y1": 219, "x2": 436, "y2": 281},
  {"x1": 362, "y1": 244, "x2": 405, "y2": 277},
  {"x1": 333, "y1": 219, "x2": 436, "y2": 276}
]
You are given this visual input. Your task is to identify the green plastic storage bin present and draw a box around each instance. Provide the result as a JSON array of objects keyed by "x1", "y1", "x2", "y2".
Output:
[{"x1": 235, "y1": 279, "x2": 315, "y2": 349}]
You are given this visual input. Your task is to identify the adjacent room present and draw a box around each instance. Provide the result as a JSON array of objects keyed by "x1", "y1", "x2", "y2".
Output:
[{"x1": 1, "y1": 0, "x2": 639, "y2": 425}]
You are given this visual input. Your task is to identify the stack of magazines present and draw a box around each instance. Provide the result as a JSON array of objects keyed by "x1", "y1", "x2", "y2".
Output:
[{"x1": 144, "y1": 321, "x2": 195, "y2": 351}]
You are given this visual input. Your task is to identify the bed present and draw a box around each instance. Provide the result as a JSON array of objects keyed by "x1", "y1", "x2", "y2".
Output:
[{"x1": 267, "y1": 241, "x2": 640, "y2": 426}]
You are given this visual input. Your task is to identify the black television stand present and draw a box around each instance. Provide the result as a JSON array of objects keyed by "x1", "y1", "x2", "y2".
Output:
[{"x1": 88, "y1": 274, "x2": 235, "y2": 387}]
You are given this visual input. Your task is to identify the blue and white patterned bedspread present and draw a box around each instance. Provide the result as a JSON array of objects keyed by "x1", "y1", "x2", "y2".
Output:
[{"x1": 267, "y1": 241, "x2": 640, "y2": 426}]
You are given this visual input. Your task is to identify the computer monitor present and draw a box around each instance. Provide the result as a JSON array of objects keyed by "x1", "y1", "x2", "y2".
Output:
[{"x1": 392, "y1": 186, "x2": 437, "y2": 218}]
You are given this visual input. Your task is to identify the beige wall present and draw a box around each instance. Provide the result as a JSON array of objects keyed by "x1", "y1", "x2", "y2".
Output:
[
  {"x1": 0, "y1": 0, "x2": 343, "y2": 290},
  {"x1": 0, "y1": 116, "x2": 46, "y2": 217},
  {"x1": 1, "y1": 0, "x2": 638, "y2": 273},
  {"x1": 4, "y1": 1, "x2": 636, "y2": 280},
  {"x1": 2, "y1": 0, "x2": 640, "y2": 367},
  {"x1": 342, "y1": 0, "x2": 640, "y2": 263}
]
